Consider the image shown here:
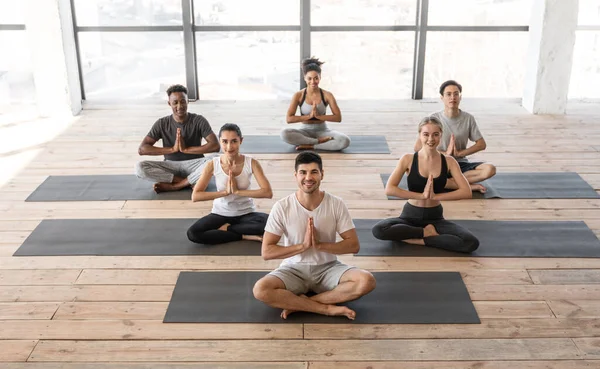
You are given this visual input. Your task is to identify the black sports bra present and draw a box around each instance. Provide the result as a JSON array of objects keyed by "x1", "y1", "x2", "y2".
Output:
[{"x1": 407, "y1": 152, "x2": 448, "y2": 194}]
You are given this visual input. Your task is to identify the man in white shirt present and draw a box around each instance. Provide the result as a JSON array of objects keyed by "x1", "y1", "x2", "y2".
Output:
[
  {"x1": 253, "y1": 152, "x2": 376, "y2": 320},
  {"x1": 414, "y1": 80, "x2": 496, "y2": 193}
]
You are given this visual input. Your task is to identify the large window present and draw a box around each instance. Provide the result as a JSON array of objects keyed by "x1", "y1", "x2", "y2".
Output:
[
  {"x1": 423, "y1": 32, "x2": 528, "y2": 98},
  {"x1": 312, "y1": 32, "x2": 414, "y2": 98},
  {"x1": 70, "y1": 0, "x2": 535, "y2": 101},
  {"x1": 0, "y1": 0, "x2": 34, "y2": 108},
  {"x1": 569, "y1": 0, "x2": 600, "y2": 99}
]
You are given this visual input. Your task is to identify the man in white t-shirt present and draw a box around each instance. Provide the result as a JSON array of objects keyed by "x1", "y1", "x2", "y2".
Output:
[
  {"x1": 253, "y1": 152, "x2": 376, "y2": 320},
  {"x1": 414, "y1": 80, "x2": 496, "y2": 193}
]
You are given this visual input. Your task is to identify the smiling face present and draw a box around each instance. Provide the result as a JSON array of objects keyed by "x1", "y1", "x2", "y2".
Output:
[
  {"x1": 441, "y1": 84, "x2": 461, "y2": 110},
  {"x1": 295, "y1": 162, "x2": 323, "y2": 194},
  {"x1": 304, "y1": 70, "x2": 320, "y2": 90},
  {"x1": 219, "y1": 129, "x2": 242, "y2": 158},
  {"x1": 419, "y1": 122, "x2": 442, "y2": 150},
  {"x1": 168, "y1": 91, "x2": 188, "y2": 120}
]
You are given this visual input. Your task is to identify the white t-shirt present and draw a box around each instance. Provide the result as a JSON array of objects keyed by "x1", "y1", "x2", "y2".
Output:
[{"x1": 265, "y1": 191, "x2": 355, "y2": 266}]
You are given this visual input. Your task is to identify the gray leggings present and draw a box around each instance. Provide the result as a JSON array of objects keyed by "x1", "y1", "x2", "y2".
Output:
[
  {"x1": 281, "y1": 125, "x2": 351, "y2": 151},
  {"x1": 371, "y1": 203, "x2": 479, "y2": 253},
  {"x1": 134, "y1": 155, "x2": 214, "y2": 185}
]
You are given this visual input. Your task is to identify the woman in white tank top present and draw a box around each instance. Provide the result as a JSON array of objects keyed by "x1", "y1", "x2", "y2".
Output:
[
  {"x1": 281, "y1": 57, "x2": 351, "y2": 151},
  {"x1": 187, "y1": 124, "x2": 273, "y2": 245}
]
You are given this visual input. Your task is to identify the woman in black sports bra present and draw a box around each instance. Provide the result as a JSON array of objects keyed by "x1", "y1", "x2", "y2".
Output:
[
  {"x1": 372, "y1": 116, "x2": 479, "y2": 253},
  {"x1": 281, "y1": 57, "x2": 351, "y2": 151}
]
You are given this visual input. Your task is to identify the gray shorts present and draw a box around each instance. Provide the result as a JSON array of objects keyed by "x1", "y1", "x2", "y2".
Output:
[{"x1": 269, "y1": 260, "x2": 355, "y2": 295}]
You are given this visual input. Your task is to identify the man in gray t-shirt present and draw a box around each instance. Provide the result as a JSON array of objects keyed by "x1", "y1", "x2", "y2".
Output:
[
  {"x1": 135, "y1": 84, "x2": 220, "y2": 193},
  {"x1": 414, "y1": 80, "x2": 496, "y2": 193}
]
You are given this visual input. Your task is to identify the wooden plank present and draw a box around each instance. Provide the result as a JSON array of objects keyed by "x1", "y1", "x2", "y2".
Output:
[
  {"x1": 474, "y1": 301, "x2": 553, "y2": 318},
  {"x1": 303, "y1": 318, "x2": 599, "y2": 339},
  {"x1": 572, "y1": 338, "x2": 600, "y2": 358},
  {"x1": 0, "y1": 270, "x2": 81, "y2": 285},
  {"x1": 548, "y1": 300, "x2": 600, "y2": 318},
  {"x1": 0, "y1": 340, "x2": 37, "y2": 361},
  {"x1": 75, "y1": 269, "x2": 531, "y2": 285},
  {"x1": 309, "y1": 361, "x2": 600, "y2": 369},
  {"x1": 468, "y1": 284, "x2": 600, "y2": 301},
  {"x1": 0, "y1": 220, "x2": 40, "y2": 231},
  {"x1": 0, "y1": 320, "x2": 303, "y2": 340},
  {"x1": 0, "y1": 302, "x2": 60, "y2": 320},
  {"x1": 27, "y1": 338, "x2": 580, "y2": 361},
  {"x1": 0, "y1": 285, "x2": 174, "y2": 302},
  {"x1": 53, "y1": 302, "x2": 168, "y2": 320},
  {"x1": 0, "y1": 364, "x2": 307, "y2": 369},
  {"x1": 76, "y1": 270, "x2": 181, "y2": 285},
  {"x1": 3, "y1": 256, "x2": 600, "y2": 271},
  {"x1": 529, "y1": 270, "x2": 600, "y2": 284}
]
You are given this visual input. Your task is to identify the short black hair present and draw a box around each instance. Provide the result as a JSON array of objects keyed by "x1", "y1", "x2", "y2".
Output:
[
  {"x1": 218, "y1": 123, "x2": 243, "y2": 138},
  {"x1": 295, "y1": 151, "x2": 323, "y2": 171},
  {"x1": 166, "y1": 84, "x2": 188, "y2": 97},
  {"x1": 301, "y1": 57, "x2": 324, "y2": 76},
  {"x1": 439, "y1": 80, "x2": 462, "y2": 95}
]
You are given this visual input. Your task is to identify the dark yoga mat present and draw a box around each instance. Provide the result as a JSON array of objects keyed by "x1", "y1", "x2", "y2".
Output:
[
  {"x1": 355, "y1": 219, "x2": 600, "y2": 257},
  {"x1": 241, "y1": 135, "x2": 390, "y2": 154},
  {"x1": 14, "y1": 218, "x2": 261, "y2": 256},
  {"x1": 163, "y1": 271, "x2": 479, "y2": 324},
  {"x1": 380, "y1": 172, "x2": 600, "y2": 199},
  {"x1": 25, "y1": 175, "x2": 217, "y2": 202}
]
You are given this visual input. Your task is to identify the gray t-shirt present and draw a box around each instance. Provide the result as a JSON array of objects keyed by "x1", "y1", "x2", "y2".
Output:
[
  {"x1": 431, "y1": 110, "x2": 483, "y2": 163},
  {"x1": 147, "y1": 113, "x2": 214, "y2": 161}
]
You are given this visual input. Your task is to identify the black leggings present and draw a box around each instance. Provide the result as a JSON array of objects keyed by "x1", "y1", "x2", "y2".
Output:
[
  {"x1": 371, "y1": 203, "x2": 479, "y2": 253},
  {"x1": 187, "y1": 212, "x2": 268, "y2": 245}
]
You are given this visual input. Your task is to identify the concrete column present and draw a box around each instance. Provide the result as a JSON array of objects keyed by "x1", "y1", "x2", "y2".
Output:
[
  {"x1": 23, "y1": 0, "x2": 82, "y2": 116},
  {"x1": 523, "y1": 0, "x2": 578, "y2": 114}
]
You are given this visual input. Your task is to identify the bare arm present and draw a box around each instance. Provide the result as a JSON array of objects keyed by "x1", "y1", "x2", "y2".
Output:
[
  {"x1": 234, "y1": 159, "x2": 273, "y2": 199},
  {"x1": 455, "y1": 138, "x2": 486, "y2": 159},
  {"x1": 138, "y1": 136, "x2": 175, "y2": 156},
  {"x1": 286, "y1": 91, "x2": 314, "y2": 124},
  {"x1": 314, "y1": 228, "x2": 359, "y2": 255},
  {"x1": 261, "y1": 231, "x2": 309, "y2": 261},
  {"x1": 432, "y1": 156, "x2": 472, "y2": 201},
  {"x1": 315, "y1": 91, "x2": 342, "y2": 123},
  {"x1": 181, "y1": 132, "x2": 220, "y2": 155},
  {"x1": 385, "y1": 154, "x2": 429, "y2": 200},
  {"x1": 191, "y1": 160, "x2": 228, "y2": 202}
]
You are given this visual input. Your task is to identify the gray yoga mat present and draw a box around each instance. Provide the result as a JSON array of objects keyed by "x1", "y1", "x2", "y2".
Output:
[
  {"x1": 241, "y1": 135, "x2": 390, "y2": 154},
  {"x1": 25, "y1": 175, "x2": 217, "y2": 202},
  {"x1": 355, "y1": 219, "x2": 600, "y2": 257},
  {"x1": 163, "y1": 271, "x2": 480, "y2": 324},
  {"x1": 14, "y1": 218, "x2": 261, "y2": 256},
  {"x1": 380, "y1": 172, "x2": 600, "y2": 199}
]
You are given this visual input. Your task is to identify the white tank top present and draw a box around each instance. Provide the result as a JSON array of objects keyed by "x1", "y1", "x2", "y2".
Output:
[{"x1": 211, "y1": 155, "x2": 256, "y2": 217}]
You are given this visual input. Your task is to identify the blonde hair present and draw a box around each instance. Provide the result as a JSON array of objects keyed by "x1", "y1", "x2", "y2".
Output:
[{"x1": 418, "y1": 116, "x2": 443, "y2": 133}]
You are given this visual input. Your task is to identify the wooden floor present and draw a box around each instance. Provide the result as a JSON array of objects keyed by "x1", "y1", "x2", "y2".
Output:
[{"x1": 1, "y1": 99, "x2": 600, "y2": 368}]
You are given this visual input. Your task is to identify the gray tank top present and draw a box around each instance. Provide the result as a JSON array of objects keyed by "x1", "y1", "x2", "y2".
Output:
[{"x1": 299, "y1": 88, "x2": 327, "y2": 116}]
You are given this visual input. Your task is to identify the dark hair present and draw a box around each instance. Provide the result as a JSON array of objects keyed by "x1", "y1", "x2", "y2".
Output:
[
  {"x1": 301, "y1": 57, "x2": 324, "y2": 76},
  {"x1": 439, "y1": 80, "x2": 462, "y2": 95},
  {"x1": 295, "y1": 151, "x2": 323, "y2": 171},
  {"x1": 218, "y1": 123, "x2": 243, "y2": 138},
  {"x1": 166, "y1": 84, "x2": 188, "y2": 97}
]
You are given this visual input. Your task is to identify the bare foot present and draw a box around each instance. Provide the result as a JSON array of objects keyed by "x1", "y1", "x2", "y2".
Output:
[
  {"x1": 317, "y1": 136, "x2": 334, "y2": 144},
  {"x1": 404, "y1": 239, "x2": 425, "y2": 245},
  {"x1": 153, "y1": 182, "x2": 180, "y2": 193},
  {"x1": 281, "y1": 294, "x2": 307, "y2": 319},
  {"x1": 218, "y1": 223, "x2": 230, "y2": 232},
  {"x1": 296, "y1": 144, "x2": 315, "y2": 151},
  {"x1": 423, "y1": 224, "x2": 439, "y2": 237},
  {"x1": 242, "y1": 235, "x2": 263, "y2": 242},
  {"x1": 326, "y1": 304, "x2": 356, "y2": 320},
  {"x1": 471, "y1": 184, "x2": 487, "y2": 193}
]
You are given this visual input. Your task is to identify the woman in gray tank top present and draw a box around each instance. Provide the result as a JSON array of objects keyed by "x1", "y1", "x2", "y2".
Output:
[{"x1": 281, "y1": 57, "x2": 351, "y2": 151}]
